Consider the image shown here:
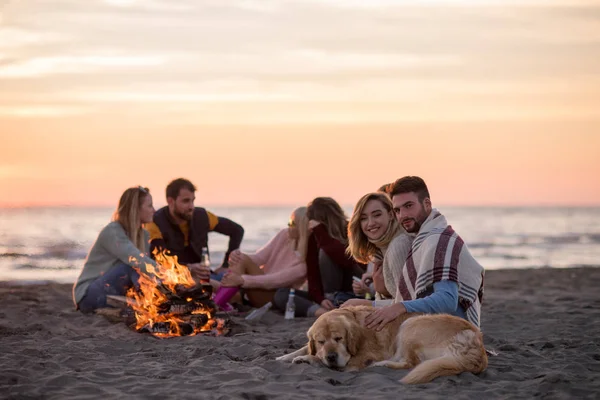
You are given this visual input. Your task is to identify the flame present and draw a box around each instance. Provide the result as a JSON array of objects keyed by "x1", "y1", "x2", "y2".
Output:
[{"x1": 126, "y1": 249, "x2": 223, "y2": 338}]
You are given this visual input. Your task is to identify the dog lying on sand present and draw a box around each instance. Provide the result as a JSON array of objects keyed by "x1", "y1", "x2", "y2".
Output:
[{"x1": 276, "y1": 306, "x2": 488, "y2": 384}]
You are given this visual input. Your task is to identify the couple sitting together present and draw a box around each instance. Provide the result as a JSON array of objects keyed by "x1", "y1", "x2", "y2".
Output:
[
  {"x1": 222, "y1": 176, "x2": 484, "y2": 328},
  {"x1": 73, "y1": 175, "x2": 484, "y2": 331},
  {"x1": 73, "y1": 178, "x2": 244, "y2": 313}
]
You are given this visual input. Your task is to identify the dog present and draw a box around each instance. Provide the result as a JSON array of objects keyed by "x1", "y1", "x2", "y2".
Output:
[{"x1": 276, "y1": 306, "x2": 488, "y2": 384}]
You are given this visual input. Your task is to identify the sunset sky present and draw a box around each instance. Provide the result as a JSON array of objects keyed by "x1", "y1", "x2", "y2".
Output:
[{"x1": 1, "y1": 0, "x2": 599, "y2": 207}]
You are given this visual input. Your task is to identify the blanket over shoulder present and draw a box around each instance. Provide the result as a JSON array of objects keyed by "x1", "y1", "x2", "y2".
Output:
[{"x1": 396, "y1": 209, "x2": 485, "y2": 327}]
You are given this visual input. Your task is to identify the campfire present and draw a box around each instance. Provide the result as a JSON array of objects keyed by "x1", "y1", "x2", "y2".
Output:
[{"x1": 123, "y1": 250, "x2": 228, "y2": 338}]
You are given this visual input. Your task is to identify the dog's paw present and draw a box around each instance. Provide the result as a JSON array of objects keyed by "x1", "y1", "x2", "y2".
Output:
[
  {"x1": 292, "y1": 356, "x2": 313, "y2": 364},
  {"x1": 369, "y1": 360, "x2": 390, "y2": 368}
]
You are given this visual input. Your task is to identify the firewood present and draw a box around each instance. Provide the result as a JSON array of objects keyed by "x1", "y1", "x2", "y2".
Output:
[
  {"x1": 95, "y1": 307, "x2": 124, "y2": 323},
  {"x1": 95, "y1": 307, "x2": 137, "y2": 326},
  {"x1": 138, "y1": 321, "x2": 194, "y2": 336},
  {"x1": 106, "y1": 295, "x2": 134, "y2": 309},
  {"x1": 186, "y1": 313, "x2": 209, "y2": 328}
]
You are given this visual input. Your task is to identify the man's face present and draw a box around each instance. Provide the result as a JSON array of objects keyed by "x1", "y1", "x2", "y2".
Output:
[
  {"x1": 168, "y1": 188, "x2": 195, "y2": 221},
  {"x1": 391, "y1": 192, "x2": 431, "y2": 234}
]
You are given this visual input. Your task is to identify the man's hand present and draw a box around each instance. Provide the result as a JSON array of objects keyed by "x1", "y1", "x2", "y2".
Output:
[
  {"x1": 364, "y1": 303, "x2": 406, "y2": 331},
  {"x1": 340, "y1": 298, "x2": 372, "y2": 308},
  {"x1": 221, "y1": 271, "x2": 244, "y2": 287},
  {"x1": 188, "y1": 263, "x2": 211, "y2": 281},
  {"x1": 320, "y1": 299, "x2": 335, "y2": 310}
]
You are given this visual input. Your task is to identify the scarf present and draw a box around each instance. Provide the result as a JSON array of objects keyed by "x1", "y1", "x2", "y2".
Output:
[
  {"x1": 369, "y1": 219, "x2": 400, "y2": 299},
  {"x1": 396, "y1": 209, "x2": 485, "y2": 327}
]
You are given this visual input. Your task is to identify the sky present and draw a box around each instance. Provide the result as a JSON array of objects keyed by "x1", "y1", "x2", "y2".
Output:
[{"x1": 0, "y1": 0, "x2": 599, "y2": 207}]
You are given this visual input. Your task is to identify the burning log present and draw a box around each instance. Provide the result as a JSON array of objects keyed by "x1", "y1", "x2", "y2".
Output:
[
  {"x1": 124, "y1": 250, "x2": 228, "y2": 338},
  {"x1": 137, "y1": 314, "x2": 211, "y2": 336},
  {"x1": 139, "y1": 321, "x2": 195, "y2": 336},
  {"x1": 176, "y1": 283, "x2": 213, "y2": 299},
  {"x1": 106, "y1": 295, "x2": 133, "y2": 308},
  {"x1": 157, "y1": 283, "x2": 212, "y2": 303},
  {"x1": 187, "y1": 313, "x2": 209, "y2": 328},
  {"x1": 164, "y1": 302, "x2": 212, "y2": 316}
]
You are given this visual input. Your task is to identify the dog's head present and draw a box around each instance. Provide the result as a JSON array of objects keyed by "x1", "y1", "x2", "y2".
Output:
[{"x1": 306, "y1": 308, "x2": 365, "y2": 369}]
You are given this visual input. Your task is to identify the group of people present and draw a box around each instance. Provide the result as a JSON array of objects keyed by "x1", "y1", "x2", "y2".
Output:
[{"x1": 73, "y1": 176, "x2": 485, "y2": 331}]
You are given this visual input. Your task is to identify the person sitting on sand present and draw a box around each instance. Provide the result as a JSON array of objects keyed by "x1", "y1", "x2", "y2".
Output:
[
  {"x1": 272, "y1": 197, "x2": 366, "y2": 317},
  {"x1": 344, "y1": 176, "x2": 485, "y2": 331},
  {"x1": 351, "y1": 184, "x2": 391, "y2": 300},
  {"x1": 145, "y1": 178, "x2": 244, "y2": 283},
  {"x1": 219, "y1": 207, "x2": 310, "y2": 308},
  {"x1": 73, "y1": 186, "x2": 157, "y2": 313},
  {"x1": 344, "y1": 192, "x2": 413, "y2": 305}
]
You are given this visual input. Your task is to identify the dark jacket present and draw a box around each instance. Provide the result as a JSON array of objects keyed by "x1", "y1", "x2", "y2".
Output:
[{"x1": 150, "y1": 206, "x2": 244, "y2": 268}]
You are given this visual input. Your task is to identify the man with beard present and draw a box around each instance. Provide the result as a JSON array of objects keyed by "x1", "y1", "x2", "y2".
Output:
[
  {"x1": 146, "y1": 178, "x2": 244, "y2": 281},
  {"x1": 362, "y1": 176, "x2": 485, "y2": 331}
]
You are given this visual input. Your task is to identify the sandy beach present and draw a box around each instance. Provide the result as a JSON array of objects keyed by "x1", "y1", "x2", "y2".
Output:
[{"x1": 1, "y1": 267, "x2": 599, "y2": 399}]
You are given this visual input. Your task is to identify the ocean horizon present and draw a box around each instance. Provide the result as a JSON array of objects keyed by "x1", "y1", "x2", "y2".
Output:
[{"x1": 1, "y1": 205, "x2": 599, "y2": 284}]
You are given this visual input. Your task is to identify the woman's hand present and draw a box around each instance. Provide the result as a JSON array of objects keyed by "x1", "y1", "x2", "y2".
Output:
[
  {"x1": 321, "y1": 299, "x2": 335, "y2": 310},
  {"x1": 352, "y1": 272, "x2": 373, "y2": 295},
  {"x1": 228, "y1": 249, "x2": 244, "y2": 266},
  {"x1": 352, "y1": 279, "x2": 368, "y2": 296},
  {"x1": 308, "y1": 220, "x2": 321, "y2": 231},
  {"x1": 220, "y1": 271, "x2": 244, "y2": 287},
  {"x1": 340, "y1": 298, "x2": 373, "y2": 308},
  {"x1": 372, "y1": 260, "x2": 391, "y2": 298},
  {"x1": 364, "y1": 303, "x2": 406, "y2": 331}
]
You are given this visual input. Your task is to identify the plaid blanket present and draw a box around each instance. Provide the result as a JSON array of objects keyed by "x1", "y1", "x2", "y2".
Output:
[{"x1": 396, "y1": 209, "x2": 485, "y2": 327}]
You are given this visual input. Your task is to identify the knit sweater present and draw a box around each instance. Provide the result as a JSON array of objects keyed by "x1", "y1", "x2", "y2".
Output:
[
  {"x1": 379, "y1": 233, "x2": 413, "y2": 299},
  {"x1": 72, "y1": 221, "x2": 155, "y2": 305},
  {"x1": 242, "y1": 229, "x2": 307, "y2": 290}
]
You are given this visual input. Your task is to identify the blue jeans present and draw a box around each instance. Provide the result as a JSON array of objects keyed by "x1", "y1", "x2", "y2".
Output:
[
  {"x1": 333, "y1": 291, "x2": 363, "y2": 306},
  {"x1": 78, "y1": 262, "x2": 140, "y2": 314}
]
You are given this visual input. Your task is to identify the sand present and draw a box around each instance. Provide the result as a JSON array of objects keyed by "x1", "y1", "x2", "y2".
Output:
[{"x1": 1, "y1": 267, "x2": 600, "y2": 400}]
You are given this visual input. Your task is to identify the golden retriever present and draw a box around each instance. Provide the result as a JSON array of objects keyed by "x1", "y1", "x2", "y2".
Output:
[{"x1": 276, "y1": 306, "x2": 487, "y2": 384}]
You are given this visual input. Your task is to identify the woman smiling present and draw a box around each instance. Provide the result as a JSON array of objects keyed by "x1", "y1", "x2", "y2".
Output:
[{"x1": 344, "y1": 192, "x2": 413, "y2": 307}]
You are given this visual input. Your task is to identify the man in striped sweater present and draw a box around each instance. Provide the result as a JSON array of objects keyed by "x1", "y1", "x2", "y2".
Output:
[{"x1": 364, "y1": 176, "x2": 485, "y2": 331}]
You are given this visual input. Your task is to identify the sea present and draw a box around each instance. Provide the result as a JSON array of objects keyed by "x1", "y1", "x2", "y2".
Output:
[{"x1": 1, "y1": 206, "x2": 599, "y2": 284}]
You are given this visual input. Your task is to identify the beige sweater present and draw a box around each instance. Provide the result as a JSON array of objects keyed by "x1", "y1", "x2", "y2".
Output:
[
  {"x1": 373, "y1": 233, "x2": 413, "y2": 306},
  {"x1": 72, "y1": 221, "x2": 155, "y2": 305}
]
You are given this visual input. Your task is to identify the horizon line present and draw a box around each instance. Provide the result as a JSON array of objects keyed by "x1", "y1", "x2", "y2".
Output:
[{"x1": 1, "y1": 203, "x2": 599, "y2": 209}]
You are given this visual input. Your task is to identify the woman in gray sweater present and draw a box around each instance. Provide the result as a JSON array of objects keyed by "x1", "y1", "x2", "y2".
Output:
[{"x1": 73, "y1": 186, "x2": 157, "y2": 313}]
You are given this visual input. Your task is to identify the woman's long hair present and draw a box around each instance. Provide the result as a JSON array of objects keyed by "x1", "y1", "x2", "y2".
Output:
[
  {"x1": 306, "y1": 197, "x2": 348, "y2": 244},
  {"x1": 347, "y1": 192, "x2": 399, "y2": 264},
  {"x1": 290, "y1": 206, "x2": 309, "y2": 260},
  {"x1": 112, "y1": 186, "x2": 149, "y2": 252}
]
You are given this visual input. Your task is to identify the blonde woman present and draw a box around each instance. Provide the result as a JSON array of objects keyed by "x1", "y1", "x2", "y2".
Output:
[
  {"x1": 269, "y1": 198, "x2": 366, "y2": 317},
  {"x1": 73, "y1": 186, "x2": 156, "y2": 313},
  {"x1": 221, "y1": 207, "x2": 309, "y2": 308},
  {"x1": 342, "y1": 192, "x2": 413, "y2": 308}
]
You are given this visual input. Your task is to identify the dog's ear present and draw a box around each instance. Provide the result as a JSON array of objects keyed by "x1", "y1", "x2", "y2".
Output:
[
  {"x1": 345, "y1": 317, "x2": 362, "y2": 356},
  {"x1": 308, "y1": 336, "x2": 316, "y2": 356}
]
